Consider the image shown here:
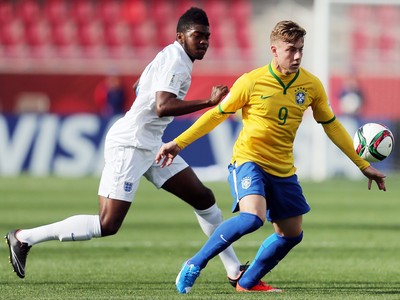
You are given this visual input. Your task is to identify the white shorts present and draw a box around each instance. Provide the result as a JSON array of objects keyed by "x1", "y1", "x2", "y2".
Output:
[{"x1": 98, "y1": 145, "x2": 188, "y2": 202}]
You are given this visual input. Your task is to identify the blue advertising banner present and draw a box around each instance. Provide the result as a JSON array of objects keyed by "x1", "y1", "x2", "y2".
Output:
[{"x1": 0, "y1": 114, "x2": 395, "y2": 180}]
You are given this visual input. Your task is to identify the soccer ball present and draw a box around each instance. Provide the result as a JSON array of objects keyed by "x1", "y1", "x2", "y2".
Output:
[{"x1": 353, "y1": 123, "x2": 395, "y2": 162}]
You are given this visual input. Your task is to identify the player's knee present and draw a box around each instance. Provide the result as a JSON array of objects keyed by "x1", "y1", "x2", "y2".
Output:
[
  {"x1": 239, "y1": 212, "x2": 264, "y2": 235},
  {"x1": 283, "y1": 231, "x2": 303, "y2": 248},
  {"x1": 192, "y1": 186, "x2": 216, "y2": 210},
  {"x1": 100, "y1": 220, "x2": 121, "y2": 237}
]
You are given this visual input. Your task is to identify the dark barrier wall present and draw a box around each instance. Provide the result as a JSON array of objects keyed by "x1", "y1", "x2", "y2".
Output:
[{"x1": 1, "y1": 74, "x2": 400, "y2": 119}]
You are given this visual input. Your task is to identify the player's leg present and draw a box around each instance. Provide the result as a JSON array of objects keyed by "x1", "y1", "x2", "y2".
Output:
[
  {"x1": 98, "y1": 196, "x2": 131, "y2": 236},
  {"x1": 5, "y1": 145, "x2": 148, "y2": 278},
  {"x1": 237, "y1": 215, "x2": 303, "y2": 290},
  {"x1": 161, "y1": 166, "x2": 244, "y2": 279},
  {"x1": 5, "y1": 212, "x2": 104, "y2": 279},
  {"x1": 13, "y1": 145, "x2": 144, "y2": 246},
  {"x1": 175, "y1": 194, "x2": 265, "y2": 293},
  {"x1": 11, "y1": 195, "x2": 131, "y2": 244},
  {"x1": 174, "y1": 162, "x2": 268, "y2": 293},
  {"x1": 188, "y1": 194, "x2": 266, "y2": 269},
  {"x1": 146, "y1": 157, "x2": 242, "y2": 282},
  {"x1": 237, "y1": 173, "x2": 310, "y2": 291}
]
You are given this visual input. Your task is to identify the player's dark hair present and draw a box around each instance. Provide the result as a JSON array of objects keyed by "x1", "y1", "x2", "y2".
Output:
[{"x1": 176, "y1": 7, "x2": 209, "y2": 33}]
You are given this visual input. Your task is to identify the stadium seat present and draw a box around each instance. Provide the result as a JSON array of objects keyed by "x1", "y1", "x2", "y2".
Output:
[
  {"x1": 203, "y1": 0, "x2": 228, "y2": 26},
  {"x1": 0, "y1": 1, "x2": 15, "y2": 26},
  {"x1": 121, "y1": 0, "x2": 147, "y2": 26},
  {"x1": 104, "y1": 21, "x2": 133, "y2": 57},
  {"x1": 25, "y1": 19, "x2": 51, "y2": 47},
  {"x1": 71, "y1": 0, "x2": 96, "y2": 26},
  {"x1": 77, "y1": 19, "x2": 105, "y2": 57},
  {"x1": 175, "y1": 0, "x2": 197, "y2": 19},
  {"x1": 351, "y1": 26, "x2": 369, "y2": 60},
  {"x1": 377, "y1": 5, "x2": 398, "y2": 27},
  {"x1": 349, "y1": 4, "x2": 372, "y2": 24},
  {"x1": 16, "y1": 0, "x2": 41, "y2": 26},
  {"x1": 231, "y1": 0, "x2": 252, "y2": 24},
  {"x1": 149, "y1": 0, "x2": 175, "y2": 47},
  {"x1": 24, "y1": 18, "x2": 53, "y2": 57},
  {"x1": 44, "y1": 0, "x2": 70, "y2": 25},
  {"x1": 97, "y1": 0, "x2": 123, "y2": 26},
  {"x1": 51, "y1": 20, "x2": 77, "y2": 47},
  {"x1": 377, "y1": 30, "x2": 396, "y2": 60},
  {"x1": 129, "y1": 21, "x2": 158, "y2": 55},
  {"x1": 0, "y1": 19, "x2": 22, "y2": 46},
  {"x1": 50, "y1": 19, "x2": 81, "y2": 57}
]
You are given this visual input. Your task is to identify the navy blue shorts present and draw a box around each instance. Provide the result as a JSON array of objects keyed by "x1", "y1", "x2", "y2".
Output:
[{"x1": 228, "y1": 162, "x2": 310, "y2": 222}]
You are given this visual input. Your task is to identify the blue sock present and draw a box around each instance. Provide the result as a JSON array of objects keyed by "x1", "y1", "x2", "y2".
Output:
[
  {"x1": 190, "y1": 212, "x2": 263, "y2": 269},
  {"x1": 239, "y1": 232, "x2": 303, "y2": 288}
]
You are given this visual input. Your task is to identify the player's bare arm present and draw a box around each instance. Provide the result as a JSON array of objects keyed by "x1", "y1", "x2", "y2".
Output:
[
  {"x1": 155, "y1": 141, "x2": 181, "y2": 168},
  {"x1": 361, "y1": 166, "x2": 386, "y2": 191},
  {"x1": 155, "y1": 85, "x2": 229, "y2": 117}
]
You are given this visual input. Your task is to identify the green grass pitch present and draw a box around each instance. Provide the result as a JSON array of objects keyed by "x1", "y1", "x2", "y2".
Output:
[{"x1": 1, "y1": 174, "x2": 399, "y2": 299}]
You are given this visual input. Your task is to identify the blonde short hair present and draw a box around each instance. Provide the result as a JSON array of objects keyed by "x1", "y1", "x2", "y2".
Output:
[{"x1": 270, "y1": 21, "x2": 306, "y2": 44}]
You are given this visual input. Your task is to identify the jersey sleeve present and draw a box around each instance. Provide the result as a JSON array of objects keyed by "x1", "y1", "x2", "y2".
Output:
[
  {"x1": 174, "y1": 106, "x2": 230, "y2": 149},
  {"x1": 322, "y1": 118, "x2": 370, "y2": 170},
  {"x1": 310, "y1": 76, "x2": 335, "y2": 123},
  {"x1": 174, "y1": 74, "x2": 253, "y2": 149},
  {"x1": 218, "y1": 73, "x2": 252, "y2": 114},
  {"x1": 154, "y1": 57, "x2": 188, "y2": 96}
]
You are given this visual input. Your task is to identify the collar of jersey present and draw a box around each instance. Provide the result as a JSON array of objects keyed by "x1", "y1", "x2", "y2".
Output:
[{"x1": 268, "y1": 63, "x2": 300, "y2": 95}]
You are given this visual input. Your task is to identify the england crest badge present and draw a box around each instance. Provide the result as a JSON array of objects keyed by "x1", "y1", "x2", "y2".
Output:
[{"x1": 124, "y1": 181, "x2": 133, "y2": 193}]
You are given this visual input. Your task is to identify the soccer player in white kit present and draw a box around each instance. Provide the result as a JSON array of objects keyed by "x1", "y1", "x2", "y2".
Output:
[{"x1": 5, "y1": 7, "x2": 245, "y2": 287}]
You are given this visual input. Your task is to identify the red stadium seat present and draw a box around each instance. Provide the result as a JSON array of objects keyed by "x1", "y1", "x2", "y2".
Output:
[
  {"x1": 175, "y1": 0, "x2": 197, "y2": 19},
  {"x1": 232, "y1": 0, "x2": 252, "y2": 26},
  {"x1": 377, "y1": 5, "x2": 398, "y2": 27},
  {"x1": 71, "y1": 0, "x2": 96, "y2": 26},
  {"x1": 77, "y1": 19, "x2": 105, "y2": 57},
  {"x1": 377, "y1": 30, "x2": 396, "y2": 60},
  {"x1": 50, "y1": 19, "x2": 81, "y2": 57},
  {"x1": 203, "y1": 0, "x2": 228, "y2": 26},
  {"x1": 234, "y1": 25, "x2": 252, "y2": 58},
  {"x1": 0, "y1": 1, "x2": 15, "y2": 26},
  {"x1": 0, "y1": 18, "x2": 26, "y2": 57},
  {"x1": 44, "y1": 0, "x2": 70, "y2": 25},
  {"x1": 0, "y1": 18, "x2": 25, "y2": 47},
  {"x1": 349, "y1": 5, "x2": 372, "y2": 24},
  {"x1": 129, "y1": 21, "x2": 157, "y2": 51},
  {"x1": 351, "y1": 26, "x2": 370, "y2": 60},
  {"x1": 150, "y1": 0, "x2": 174, "y2": 24},
  {"x1": 25, "y1": 19, "x2": 51, "y2": 47},
  {"x1": 97, "y1": 0, "x2": 123, "y2": 26},
  {"x1": 16, "y1": 0, "x2": 41, "y2": 26},
  {"x1": 51, "y1": 20, "x2": 78, "y2": 47},
  {"x1": 104, "y1": 21, "x2": 133, "y2": 57},
  {"x1": 121, "y1": 0, "x2": 147, "y2": 26}
]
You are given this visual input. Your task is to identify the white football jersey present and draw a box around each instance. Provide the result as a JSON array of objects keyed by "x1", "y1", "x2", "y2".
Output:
[{"x1": 105, "y1": 41, "x2": 193, "y2": 150}]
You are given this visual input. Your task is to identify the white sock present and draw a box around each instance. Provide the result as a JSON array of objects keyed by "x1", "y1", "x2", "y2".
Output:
[
  {"x1": 194, "y1": 204, "x2": 241, "y2": 279},
  {"x1": 16, "y1": 215, "x2": 102, "y2": 246}
]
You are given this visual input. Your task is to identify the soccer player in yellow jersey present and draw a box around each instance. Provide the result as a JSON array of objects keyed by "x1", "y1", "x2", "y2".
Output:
[{"x1": 156, "y1": 20, "x2": 386, "y2": 294}]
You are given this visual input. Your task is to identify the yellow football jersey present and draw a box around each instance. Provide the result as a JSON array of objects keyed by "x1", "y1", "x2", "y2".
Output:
[
  {"x1": 219, "y1": 63, "x2": 335, "y2": 176},
  {"x1": 174, "y1": 62, "x2": 368, "y2": 177}
]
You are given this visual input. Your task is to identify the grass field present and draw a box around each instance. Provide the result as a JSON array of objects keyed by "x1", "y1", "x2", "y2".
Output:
[{"x1": 1, "y1": 174, "x2": 399, "y2": 299}]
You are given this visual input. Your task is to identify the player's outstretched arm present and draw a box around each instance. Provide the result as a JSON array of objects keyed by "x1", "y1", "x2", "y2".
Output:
[
  {"x1": 361, "y1": 165, "x2": 386, "y2": 191},
  {"x1": 155, "y1": 141, "x2": 182, "y2": 168},
  {"x1": 156, "y1": 85, "x2": 229, "y2": 117}
]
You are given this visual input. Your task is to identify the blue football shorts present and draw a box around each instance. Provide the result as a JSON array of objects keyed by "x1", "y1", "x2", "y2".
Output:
[{"x1": 228, "y1": 162, "x2": 311, "y2": 222}]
